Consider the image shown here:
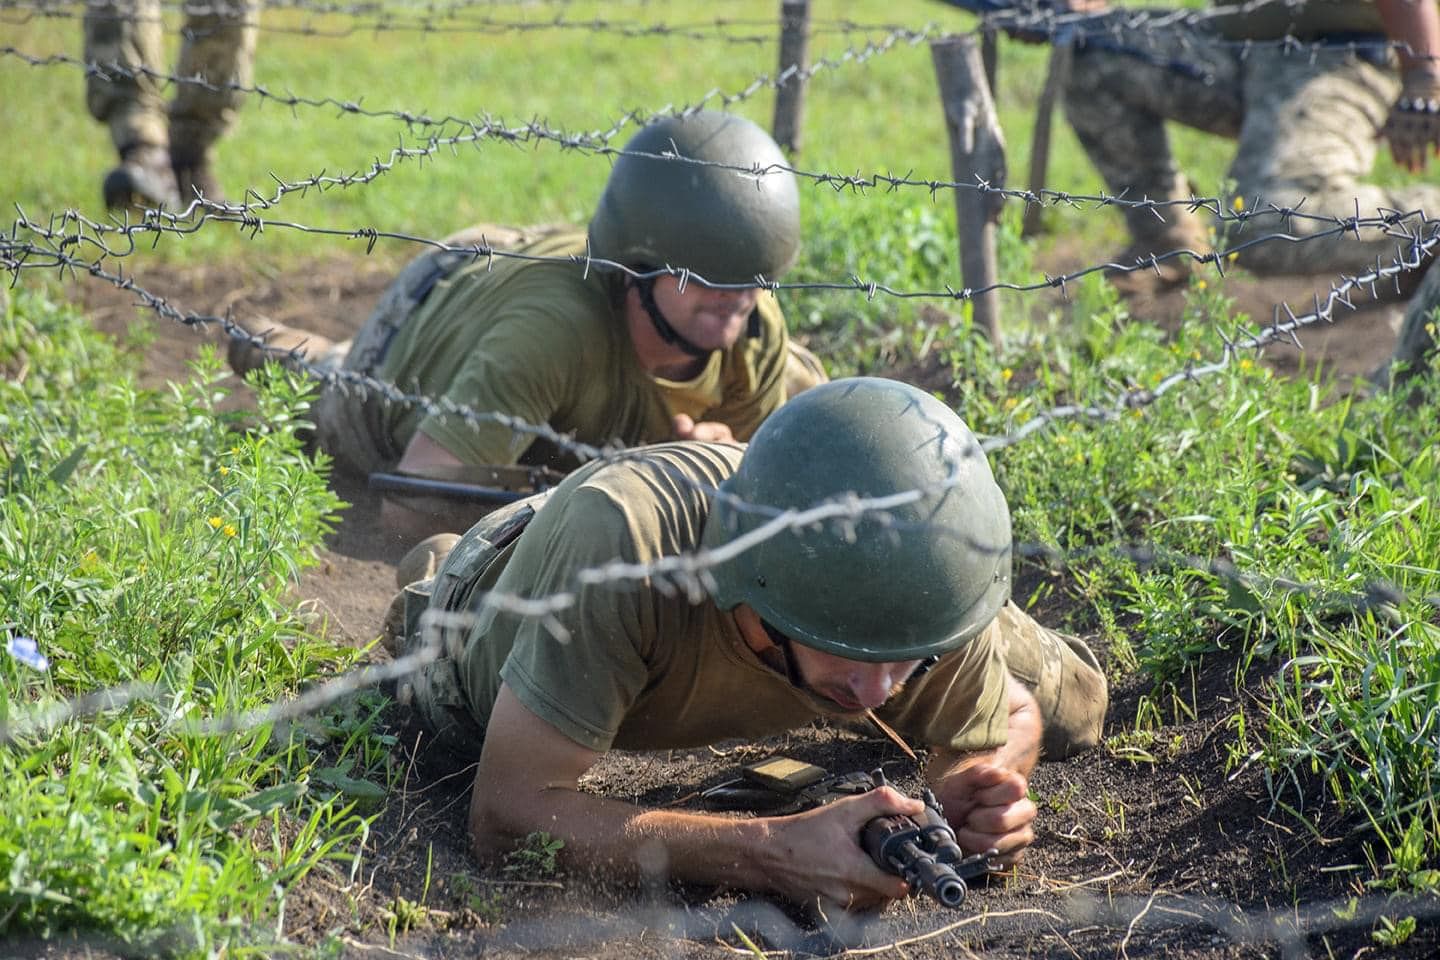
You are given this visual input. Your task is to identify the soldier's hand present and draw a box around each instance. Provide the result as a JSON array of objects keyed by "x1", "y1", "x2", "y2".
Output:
[
  {"x1": 671, "y1": 414, "x2": 735, "y2": 443},
  {"x1": 1382, "y1": 69, "x2": 1440, "y2": 173},
  {"x1": 937, "y1": 763, "x2": 1036, "y2": 867},
  {"x1": 764, "y1": 786, "x2": 924, "y2": 911}
]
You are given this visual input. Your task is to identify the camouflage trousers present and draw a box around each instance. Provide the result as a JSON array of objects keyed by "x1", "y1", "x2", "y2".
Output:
[
  {"x1": 1063, "y1": 14, "x2": 1440, "y2": 280},
  {"x1": 312, "y1": 224, "x2": 830, "y2": 477},
  {"x1": 383, "y1": 500, "x2": 1109, "y2": 772},
  {"x1": 84, "y1": 0, "x2": 260, "y2": 154}
]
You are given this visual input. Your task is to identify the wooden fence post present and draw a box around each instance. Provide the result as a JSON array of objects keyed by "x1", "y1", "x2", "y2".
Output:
[
  {"x1": 772, "y1": 0, "x2": 810, "y2": 153},
  {"x1": 931, "y1": 35, "x2": 1007, "y2": 344}
]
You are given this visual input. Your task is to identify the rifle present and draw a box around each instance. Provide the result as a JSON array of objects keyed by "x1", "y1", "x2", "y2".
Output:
[
  {"x1": 701, "y1": 760, "x2": 998, "y2": 908},
  {"x1": 368, "y1": 462, "x2": 566, "y2": 506}
]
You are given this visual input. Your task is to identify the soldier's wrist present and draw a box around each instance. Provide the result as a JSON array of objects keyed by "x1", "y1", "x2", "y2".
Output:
[{"x1": 1398, "y1": 67, "x2": 1440, "y2": 114}]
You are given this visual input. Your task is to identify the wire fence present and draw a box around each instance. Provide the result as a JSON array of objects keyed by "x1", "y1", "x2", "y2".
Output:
[
  {"x1": 2, "y1": 0, "x2": 1439, "y2": 949},
  {"x1": 4, "y1": 0, "x2": 1438, "y2": 696}
]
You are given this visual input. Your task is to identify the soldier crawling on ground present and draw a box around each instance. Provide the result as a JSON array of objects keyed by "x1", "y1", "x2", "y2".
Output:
[
  {"x1": 227, "y1": 111, "x2": 828, "y2": 541},
  {"x1": 1045, "y1": 0, "x2": 1440, "y2": 383},
  {"x1": 382, "y1": 377, "x2": 1109, "y2": 912}
]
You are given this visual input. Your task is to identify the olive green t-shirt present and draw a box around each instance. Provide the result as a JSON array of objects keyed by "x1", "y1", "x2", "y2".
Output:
[
  {"x1": 374, "y1": 232, "x2": 789, "y2": 469},
  {"x1": 455, "y1": 442, "x2": 1010, "y2": 754}
]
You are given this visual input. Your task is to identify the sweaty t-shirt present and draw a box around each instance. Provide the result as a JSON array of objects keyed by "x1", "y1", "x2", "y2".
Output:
[
  {"x1": 452, "y1": 442, "x2": 1011, "y2": 754},
  {"x1": 372, "y1": 232, "x2": 789, "y2": 469}
]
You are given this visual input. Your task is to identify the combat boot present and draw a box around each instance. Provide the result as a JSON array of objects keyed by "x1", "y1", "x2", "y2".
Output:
[
  {"x1": 102, "y1": 143, "x2": 181, "y2": 211},
  {"x1": 226, "y1": 315, "x2": 335, "y2": 378},
  {"x1": 170, "y1": 144, "x2": 224, "y2": 205},
  {"x1": 395, "y1": 533, "x2": 462, "y2": 590},
  {"x1": 1105, "y1": 217, "x2": 1213, "y2": 298}
]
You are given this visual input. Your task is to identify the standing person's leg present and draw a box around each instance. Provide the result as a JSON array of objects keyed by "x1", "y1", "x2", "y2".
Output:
[
  {"x1": 84, "y1": 0, "x2": 179, "y2": 208},
  {"x1": 1062, "y1": 15, "x2": 1242, "y2": 290},
  {"x1": 169, "y1": 0, "x2": 262, "y2": 201},
  {"x1": 1226, "y1": 45, "x2": 1440, "y2": 282}
]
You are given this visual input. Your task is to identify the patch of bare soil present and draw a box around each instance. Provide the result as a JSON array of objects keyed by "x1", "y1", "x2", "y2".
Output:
[
  {"x1": 63, "y1": 256, "x2": 1439, "y2": 959},
  {"x1": 1033, "y1": 238, "x2": 1407, "y2": 387}
]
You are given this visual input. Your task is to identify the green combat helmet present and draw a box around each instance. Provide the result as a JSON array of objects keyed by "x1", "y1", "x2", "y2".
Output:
[
  {"x1": 587, "y1": 110, "x2": 801, "y2": 285},
  {"x1": 703, "y1": 377, "x2": 1012, "y2": 662}
]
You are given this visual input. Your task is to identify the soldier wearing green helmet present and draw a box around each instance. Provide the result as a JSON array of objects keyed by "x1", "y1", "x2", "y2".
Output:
[
  {"x1": 383, "y1": 377, "x2": 1107, "y2": 910},
  {"x1": 226, "y1": 110, "x2": 827, "y2": 538}
]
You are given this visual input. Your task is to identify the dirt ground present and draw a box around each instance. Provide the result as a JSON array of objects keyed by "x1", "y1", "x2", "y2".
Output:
[{"x1": 62, "y1": 251, "x2": 1439, "y2": 959}]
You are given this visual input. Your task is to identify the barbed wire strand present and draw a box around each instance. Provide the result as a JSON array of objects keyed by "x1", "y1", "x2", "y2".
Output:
[
  {"x1": 0, "y1": 3, "x2": 923, "y2": 44},
  {"x1": 4, "y1": 0, "x2": 1433, "y2": 61},
  {"x1": 8, "y1": 197, "x2": 1435, "y2": 315}
]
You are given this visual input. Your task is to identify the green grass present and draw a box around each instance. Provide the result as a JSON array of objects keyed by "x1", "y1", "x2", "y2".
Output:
[
  {"x1": 0, "y1": 288, "x2": 392, "y2": 952},
  {"x1": 974, "y1": 274, "x2": 1440, "y2": 886},
  {"x1": 2, "y1": 0, "x2": 1440, "y2": 948}
]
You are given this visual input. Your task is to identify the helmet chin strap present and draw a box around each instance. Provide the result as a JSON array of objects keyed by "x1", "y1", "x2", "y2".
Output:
[{"x1": 632, "y1": 275, "x2": 714, "y2": 360}]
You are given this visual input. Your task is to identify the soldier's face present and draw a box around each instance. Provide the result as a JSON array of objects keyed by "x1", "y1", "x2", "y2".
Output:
[
  {"x1": 786, "y1": 643, "x2": 925, "y2": 713},
  {"x1": 650, "y1": 277, "x2": 759, "y2": 352}
]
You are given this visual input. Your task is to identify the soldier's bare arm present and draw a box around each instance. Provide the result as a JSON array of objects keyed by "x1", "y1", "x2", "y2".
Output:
[
  {"x1": 1378, "y1": 0, "x2": 1440, "y2": 172},
  {"x1": 925, "y1": 675, "x2": 1041, "y2": 865},
  {"x1": 469, "y1": 684, "x2": 923, "y2": 909},
  {"x1": 378, "y1": 433, "x2": 469, "y2": 538}
]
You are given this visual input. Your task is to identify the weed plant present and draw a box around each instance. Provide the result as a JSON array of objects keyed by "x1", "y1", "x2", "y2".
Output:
[{"x1": 0, "y1": 289, "x2": 390, "y2": 952}]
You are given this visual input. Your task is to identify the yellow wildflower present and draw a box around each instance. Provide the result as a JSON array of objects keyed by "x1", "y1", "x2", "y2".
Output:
[
  {"x1": 207, "y1": 516, "x2": 223, "y2": 530},
  {"x1": 218, "y1": 465, "x2": 230, "y2": 476},
  {"x1": 1003, "y1": 397, "x2": 1018, "y2": 410},
  {"x1": 1231, "y1": 196, "x2": 1245, "y2": 212},
  {"x1": 1239, "y1": 358, "x2": 1254, "y2": 371},
  {"x1": 223, "y1": 524, "x2": 238, "y2": 538},
  {"x1": 1195, "y1": 279, "x2": 1208, "y2": 291},
  {"x1": 1001, "y1": 368, "x2": 1014, "y2": 382},
  {"x1": 1227, "y1": 251, "x2": 1239, "y2": 263}
]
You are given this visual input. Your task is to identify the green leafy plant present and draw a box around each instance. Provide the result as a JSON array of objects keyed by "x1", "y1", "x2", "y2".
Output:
[
  {"x1": 0, "y1": 289, "x2": 388, "y2": 954},
  {"x1": 1372, "y1": 914, "x2": 1417, "y2": 948},
  {"x1": 503, "y1": 831, "x2": 565, "y2": 880}
]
